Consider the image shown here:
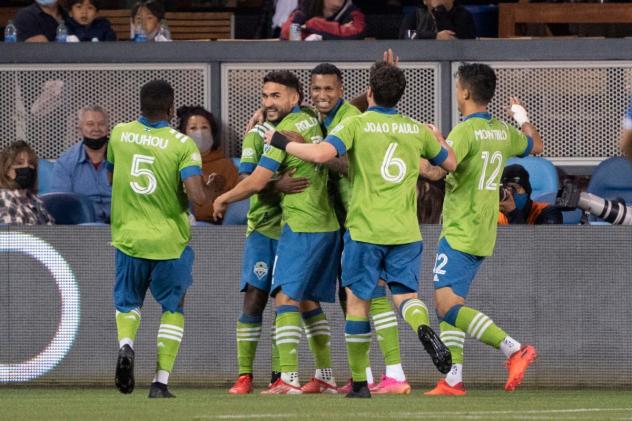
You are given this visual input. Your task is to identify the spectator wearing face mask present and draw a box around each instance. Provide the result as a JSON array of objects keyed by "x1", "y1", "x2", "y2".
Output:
[
  {"x1": 177, "y1": 105, "x2": 238, "y2": 223},
  {"x1": 498, "y1": 164, "x2": 562, "y2": 225},
  {"x1": 14, "y1": 0, "x2": 70, "y2": 42},
  {"x1": 0, "y1": 141, "x2": 54, "y2": 225},
  {"x1": 51, "y1": 106, "x2": 112, "y2": 223}
]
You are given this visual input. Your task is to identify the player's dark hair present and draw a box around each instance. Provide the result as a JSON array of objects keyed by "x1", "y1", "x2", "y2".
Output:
[
  {"x1": 263, "y1": 70, "x2": 303, "y2": 104},
  {"x1": 456, "y1": 63, "x2": 496, "y2": 105},
  {"x1": 310, "y1": 63, "x2": 343, "y2": 83},
  {"x1": 140, "y1": 79, "x2": 174, "y2": 119},
  {"x1": 131, "y1": 0, "x2": 165, "y2": 21},
  {"x1": 67, "y1": 0, "x2": 102, "y2": 10},
  {"x1": 176, "y1": 105, "x2": 220, "y2": 150},
  {"x1": 369, "y1": 60, "x2": 389, "y2": 79},
  {"x1": 370, "y1": 64, "x2": 406, "y2": 108}
]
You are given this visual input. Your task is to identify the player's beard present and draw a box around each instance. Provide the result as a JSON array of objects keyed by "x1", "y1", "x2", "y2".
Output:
[{"x1": 265, "y1": 106, "x2": 292, "y2": 125}]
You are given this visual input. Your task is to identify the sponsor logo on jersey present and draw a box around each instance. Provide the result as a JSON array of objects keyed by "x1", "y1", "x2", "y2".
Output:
[
  {"x1": 311, "y1": 136, "x2": 323, "y2": 144},
  {"x1": 191, "y1": 152, "x2": 201, "y2": 163},
  {"x1": 242, "y1": 147, "x2": 255, "y2": 159},
  {"x1": 330, "y1": 123, "x2": 344, "y2": 135},
  {"x1": 253, "y1": 261, "x2": 269, "y2": 280},
  {"x1": 294, "y1": 117, "x2": 319, "y2": 132},
  {"x1": 363, "y1": 122, "x2": 420, "y2": 134},
  {"x1": 120, "y1": 132, "x2": 169, "y2": 149}
]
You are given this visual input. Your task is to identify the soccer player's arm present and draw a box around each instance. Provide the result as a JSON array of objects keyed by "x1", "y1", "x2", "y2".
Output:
[
  {"x1": 422, "y1": 124, "x2": 457, "y2": 173},
  {"x1": 507, "y1": 98, "x2": 543, "y2": 155},
  {"x1": 105, "y1": 130, "x2": 116, "y2": 185},
  {"x1": 419, "y1": 124, "x2": 456, "y2": 179},
  {"x1": 179, "y1": 139, "x2": 216, "y2": 207}
]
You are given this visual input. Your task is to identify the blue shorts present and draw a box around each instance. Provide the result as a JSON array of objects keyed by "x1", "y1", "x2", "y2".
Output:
[
  {"x1": 271, "y1": 225, "x2": 340, "y2": 303},
  {"x1": 113, "y1": 246, "x2": 194, "y2": 314},
  {"x1": 432, "y1": 237, "x2": 484, "y2": 298},
  {"x1": 341, "y1": 231, "x2": 422, "y2": 301},
  {"x1": 240, "y1": 231, "x2": 278, "y2": 293}
]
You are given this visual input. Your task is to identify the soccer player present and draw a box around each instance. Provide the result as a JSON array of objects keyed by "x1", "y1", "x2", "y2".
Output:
[
  {"x1": 263, "y1": 63, "x2": 457, "y2": 398},
  {"x1": 213, "y1": 70, "x2": 341, "y2": 395},
  {"x1": 228, "y1": 101, "x2": 310, "y2": 395},
  {"x1": 311, "y1": 62, "x2": 411, "y2": 394},
  {"x1": 424, "y1": 63, "x2": 543, "y2": 396},
  {"x1": 107, "y1": 80, "x2": 217, "y2": 398}
]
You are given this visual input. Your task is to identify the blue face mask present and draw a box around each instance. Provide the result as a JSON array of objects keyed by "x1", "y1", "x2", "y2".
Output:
[
  {"x1": 514, "y1": 192, "x2": 528, "y2": 210},
  {"x1": 36, "y1": 0, "x2": 57, "y2": 6}
]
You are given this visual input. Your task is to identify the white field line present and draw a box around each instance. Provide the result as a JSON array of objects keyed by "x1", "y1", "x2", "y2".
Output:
[{"x1": 196, "y1": 408, "x2": 632, "y2": 420}]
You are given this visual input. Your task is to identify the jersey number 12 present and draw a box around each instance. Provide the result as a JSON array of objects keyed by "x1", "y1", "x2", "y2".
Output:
[{"x1": 478, "y1": 151, "x2": 503, "y2": 191}]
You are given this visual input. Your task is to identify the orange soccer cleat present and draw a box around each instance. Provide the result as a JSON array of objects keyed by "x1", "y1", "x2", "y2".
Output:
[
  {"x1": 371, "y1": 375, "x2": 412, "y2": 395},
  {"x1": 504, "y1": 345, "x2": 537, "y2": 392},
  {"x1": 300, "y1": 377, "x2": 338, "y2": 394},
  {"x1": 228, "y1": 374, "x2": 253, "y2": 395},
  {"x1": 261, "y1": 378, "x2": 303, "y2": 395},
  {"x1": 424, "y1": 379, "x2": 467, "y2": 396}
]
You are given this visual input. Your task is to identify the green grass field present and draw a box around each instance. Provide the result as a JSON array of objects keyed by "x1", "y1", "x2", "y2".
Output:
[{"x1": 1, "y1": 388, "x2": 632, "y2": 420}]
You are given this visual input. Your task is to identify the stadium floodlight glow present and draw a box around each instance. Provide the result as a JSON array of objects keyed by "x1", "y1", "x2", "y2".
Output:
[{"x1": 0, "y1": 232, "x2": 80, "y2": 382}]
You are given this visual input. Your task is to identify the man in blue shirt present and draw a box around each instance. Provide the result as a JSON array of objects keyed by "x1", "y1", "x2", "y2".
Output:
[{"x1": 51, "y1": 105, "x2": 112, "y2": 223}]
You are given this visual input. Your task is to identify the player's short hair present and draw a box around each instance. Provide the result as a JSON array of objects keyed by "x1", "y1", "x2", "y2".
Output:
[
  {"x1": 140, "y1": 80, "x2": 174, "y2": 118},
  {"x1": 456, "y1": 63, "x2": 496, "y2": 105},
  {"x1": 370, "y1": 64, "x2": 406, "y2": 108},
  {"x1": 263, "y1": 70, "x2": 303, "y2": 104},
  {"x1": 369, "y1": 60, "x2": 389, "y2": 79},
  {"x1": 131, "y1": 0, "x2": 165, "y2": 20},
  {"x1": 67, "y1": 0, "x2": 102, "y2": 10},
  {"x1": 310, "y1": 63, "x2": 343, "y2": 83},
  {"x1": 176, "y1": 105, "x2": 220, "y2": 150}
]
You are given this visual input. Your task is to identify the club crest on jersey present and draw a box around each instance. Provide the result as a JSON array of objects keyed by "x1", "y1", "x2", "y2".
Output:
[
  {"x1": 263, "y1": 144, "x2": 273, "y2": 154},
  {"x1": 253, "y1": 261, "x2": 269, "y2": 280}
]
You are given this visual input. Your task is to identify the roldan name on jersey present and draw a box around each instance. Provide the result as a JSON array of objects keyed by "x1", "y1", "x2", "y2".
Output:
[
  {"x1": 120, "y1": 132, "x2": 169, "y2": 149},
  {"x1": 363, "y1": 122, "x2": 420, "y2": 134},
  {"x1": 294, "y1": 117, "x2": 319, "y2": 132}
]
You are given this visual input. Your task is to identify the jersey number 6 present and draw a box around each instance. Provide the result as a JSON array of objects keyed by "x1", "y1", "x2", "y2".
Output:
[{"x1": 380, "y1": 143, "x2": 406, "y2": 184}]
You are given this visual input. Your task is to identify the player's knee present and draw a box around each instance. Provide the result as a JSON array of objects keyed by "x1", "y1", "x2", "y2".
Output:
[
  {"x1": 243, "y1": 285, "x2": 269, "y2": 315},
  {"x1": 440, "y1": 304, "x2": 463, "y2": 325},
  {"x1": 299, "y1": 299, "x2": 320, "y2": 313}
]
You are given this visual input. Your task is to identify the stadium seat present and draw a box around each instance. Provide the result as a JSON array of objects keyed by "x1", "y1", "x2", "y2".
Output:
[
  {"x1": 231, "y1": 157, "x2": 241, "y2": 172},
  {"x1": 507, "y1": 156, "x2": 559, "y2": 199},
  {"x1": 586, "y1": 157, "x2": 632, "y2": 223},
  {"x1": 39, "y1": 192, "x2": 96, "y2": 225},
  {"x1": 223, "y1": 198, "x2": 249, "y2": 225},
  {"x1": 37, "y1": 159, "x2": 55, "y2": 194}
]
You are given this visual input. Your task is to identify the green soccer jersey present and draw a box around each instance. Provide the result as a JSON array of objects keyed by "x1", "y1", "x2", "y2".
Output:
[
  {"x1": 261, "y1": 106, "x2": 339, "y2": 233},
  {"x1": 239, "y1": 127, "x2": 283, "y2": 240},
  {"x1": 441, "y1": 113, "x2": 532, "y2": 256},
  {"x1": 322, "y1": 99, "x2": 362, "y2": 214},
  {"x1": 107, "y1": 118, "x2": 202, "y2": 260},
  {"x1": 326, "y1": 106, "x2": 446, "y2": 245}
]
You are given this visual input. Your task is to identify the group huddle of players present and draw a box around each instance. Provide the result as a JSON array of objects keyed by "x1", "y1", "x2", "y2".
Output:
[{"x1": 107, "y1": 50, "x2": 543, "y2": 398}]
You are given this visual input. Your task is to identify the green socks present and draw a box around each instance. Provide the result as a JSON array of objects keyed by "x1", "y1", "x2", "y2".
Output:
[
  {"x1": 439, "y1": 321, "x2": 465, "y2": 365},
  {"x1": 344, "y1": 315, "x2": 371, "y2": 382},
  {"x1": 454, "y1": 306, "x2": 507, "y2": 349},
  {"x1": 370, "y1": 296, "x2": 401, "y2": 366},
  {"x1": 302, "y1": 308, "x2": 333, "y2": 370},
  {"x1": 236, "y1": 312, "x2": 263, "y2": 375},
  {"x1": 275, "y1": 306, "x2": 302, "y2": 376},
  {"x1": 115, "y1": 308, "x2": 141, "y2": 347},
  {"x1": 156, "y1": 311, "x2": 185, "y2": 373},
  {"x1": 399, "y1": 298, "x2": 430, "y2": 332}
]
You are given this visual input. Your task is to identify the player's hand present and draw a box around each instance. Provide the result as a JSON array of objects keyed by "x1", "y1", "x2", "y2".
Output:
[
  {"x1": 499, "y1": 189, "x2": 516, "y2": 213},
  {"x1": 206, "y1": 172, "x2": 227, "y2": 192},
  {"x1": 278, "y1": 130, "x2": 305, "y2": 143},
  {"x1": 274, "y1": 168, "x2": 310, "y2": 194},
  {"x1": 505, "y1": 97, "x2": 530, "y2": 127},
  {"x1": 212, "y1": 196, "x2": 229, "y2": 221},
  {"x1": 245, "y1": 108, "x2": 265, "y2": 133},
  {"x1": 383, "y1": 48, "x2": 399, "y2": 66},
  {"x1": 436, "y1": 30, "x2": 456, "y2": 40}
]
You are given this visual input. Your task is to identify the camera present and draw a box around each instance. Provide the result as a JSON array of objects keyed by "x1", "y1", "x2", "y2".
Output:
[{"x1": 499, "y1": 184, "x2": 515, "y2": 202}]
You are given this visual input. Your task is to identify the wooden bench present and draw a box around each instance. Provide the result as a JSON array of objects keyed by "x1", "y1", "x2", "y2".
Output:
[
  {"x1": 100, "y1": 9, "x2": 233, "y2": 41},
  {"x1": 499, "y1": 3, "x2": 632, "y2": 38},
  {"x1": 0, "y1": 7, "x2": 19, "y2": 28}
]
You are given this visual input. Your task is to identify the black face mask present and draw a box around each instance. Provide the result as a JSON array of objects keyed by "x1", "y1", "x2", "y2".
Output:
[
  {"x1": 14, "y1": 167, "x2": 36, "y2": 190},
  {"x1": 83, "y1": 136, "x2": 108, "y2": 150}
]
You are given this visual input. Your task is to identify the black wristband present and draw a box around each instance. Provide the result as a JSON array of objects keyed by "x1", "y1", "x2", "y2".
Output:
[{"x1": 270, "y1": 131, "x2": 290, "y2": 151}]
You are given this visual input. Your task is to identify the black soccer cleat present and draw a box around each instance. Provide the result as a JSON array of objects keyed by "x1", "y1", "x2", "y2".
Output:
[
  {"x1": 345, "y1": 381, "x2": 371, "y2": 399},
  {"x1": 148, "y1": 382, "x2": 176, "y2": 398},
  {"x1": 115, "y1": 345, "x2": 135, "y2": 394},
  {"x1": 418, "y1": 324, "x2": 452, "y2": 374}
]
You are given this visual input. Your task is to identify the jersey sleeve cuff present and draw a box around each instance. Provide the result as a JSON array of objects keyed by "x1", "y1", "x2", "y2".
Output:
[
  {"x1": 105, "y1": 160, "x2": 114, "y2": 171},
  {"x1": 258, "y1": 156, "x2": 281, "y2": 172},
  {"x1": 429, "y1": 147, "x2": 448, "y2": 166},
  {"x1": 239, "y1": 162, "x2": 256, "y2": 174},
  {"x1": 180, "y1": 165, "x2": 202, "y2": 181},
  {"x1": 518, "y1": 136, "x2": 534, "y2": 158},
  {"x1": 325, "y1": 135, "x2": 347, "y2": 157}
]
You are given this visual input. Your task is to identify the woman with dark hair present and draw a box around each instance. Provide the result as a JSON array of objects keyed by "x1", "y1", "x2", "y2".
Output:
[
  {"x1": 0, "y1": 141, "x2": 54, "y2": 225},
  {"x1": 130, "y1": 0, "x2": 167, "y2": 41},
  {"x1": 280, "y1": 0, "x2": 366, "y2": 40},
  {"x1": 176, "y1": 105, "x2": 238, "y2": 222}
]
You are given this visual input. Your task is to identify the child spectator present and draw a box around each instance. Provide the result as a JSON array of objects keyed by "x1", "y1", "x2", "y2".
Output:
[
  {"x1": 66, "y1": 0, "x2": 117, "y2": 42},
  {"x1": 130, "y1": 0, "x2": 169, "y2": 42}
]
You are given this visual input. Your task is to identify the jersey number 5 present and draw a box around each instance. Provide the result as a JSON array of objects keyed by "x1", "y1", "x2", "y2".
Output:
[
  {"x1": 478, "y1": 151, "x2": 503, "y2": 191},
  {"x1": 130, "y1": 154, "x2": 157, "y2": 195},
  {"x1": 381, "y1": 143, "x2": 406, "y2": 183}
]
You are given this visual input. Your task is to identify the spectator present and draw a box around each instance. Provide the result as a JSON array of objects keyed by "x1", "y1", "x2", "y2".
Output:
[
  {"x1": 399, "y1": 0, "x2": 476, "y2": 40},
  {"x1": 176, "y1": 105, "x2": 238, "y2": 223},
  {"x1": 280, "y1": 0, "x2": 366, "y2": 40},
  {"x1": 66, "y1": 0, "x2": 117, "y2": 42},
  {"x1": 51, "y1": 106, "x2": 112, "y2": 223},
  {"x1": 256, "y1": 0, "x2": 298, "y2": 38},
  {"x1": 14, "y1": 0, "x2": 70, "y2": 42},
  {"x1": 498, "y1": 164, "x2": 563, "y2": 225},
  {"x1": 0, "y1": 141, "x2": 54, "y2": 225},
  {"x1": 130, "y1": 0, "x2": 168, "y2": 42},
  {"x1": 417, "y1": 178, "x2": 444, "y2": 224}
]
